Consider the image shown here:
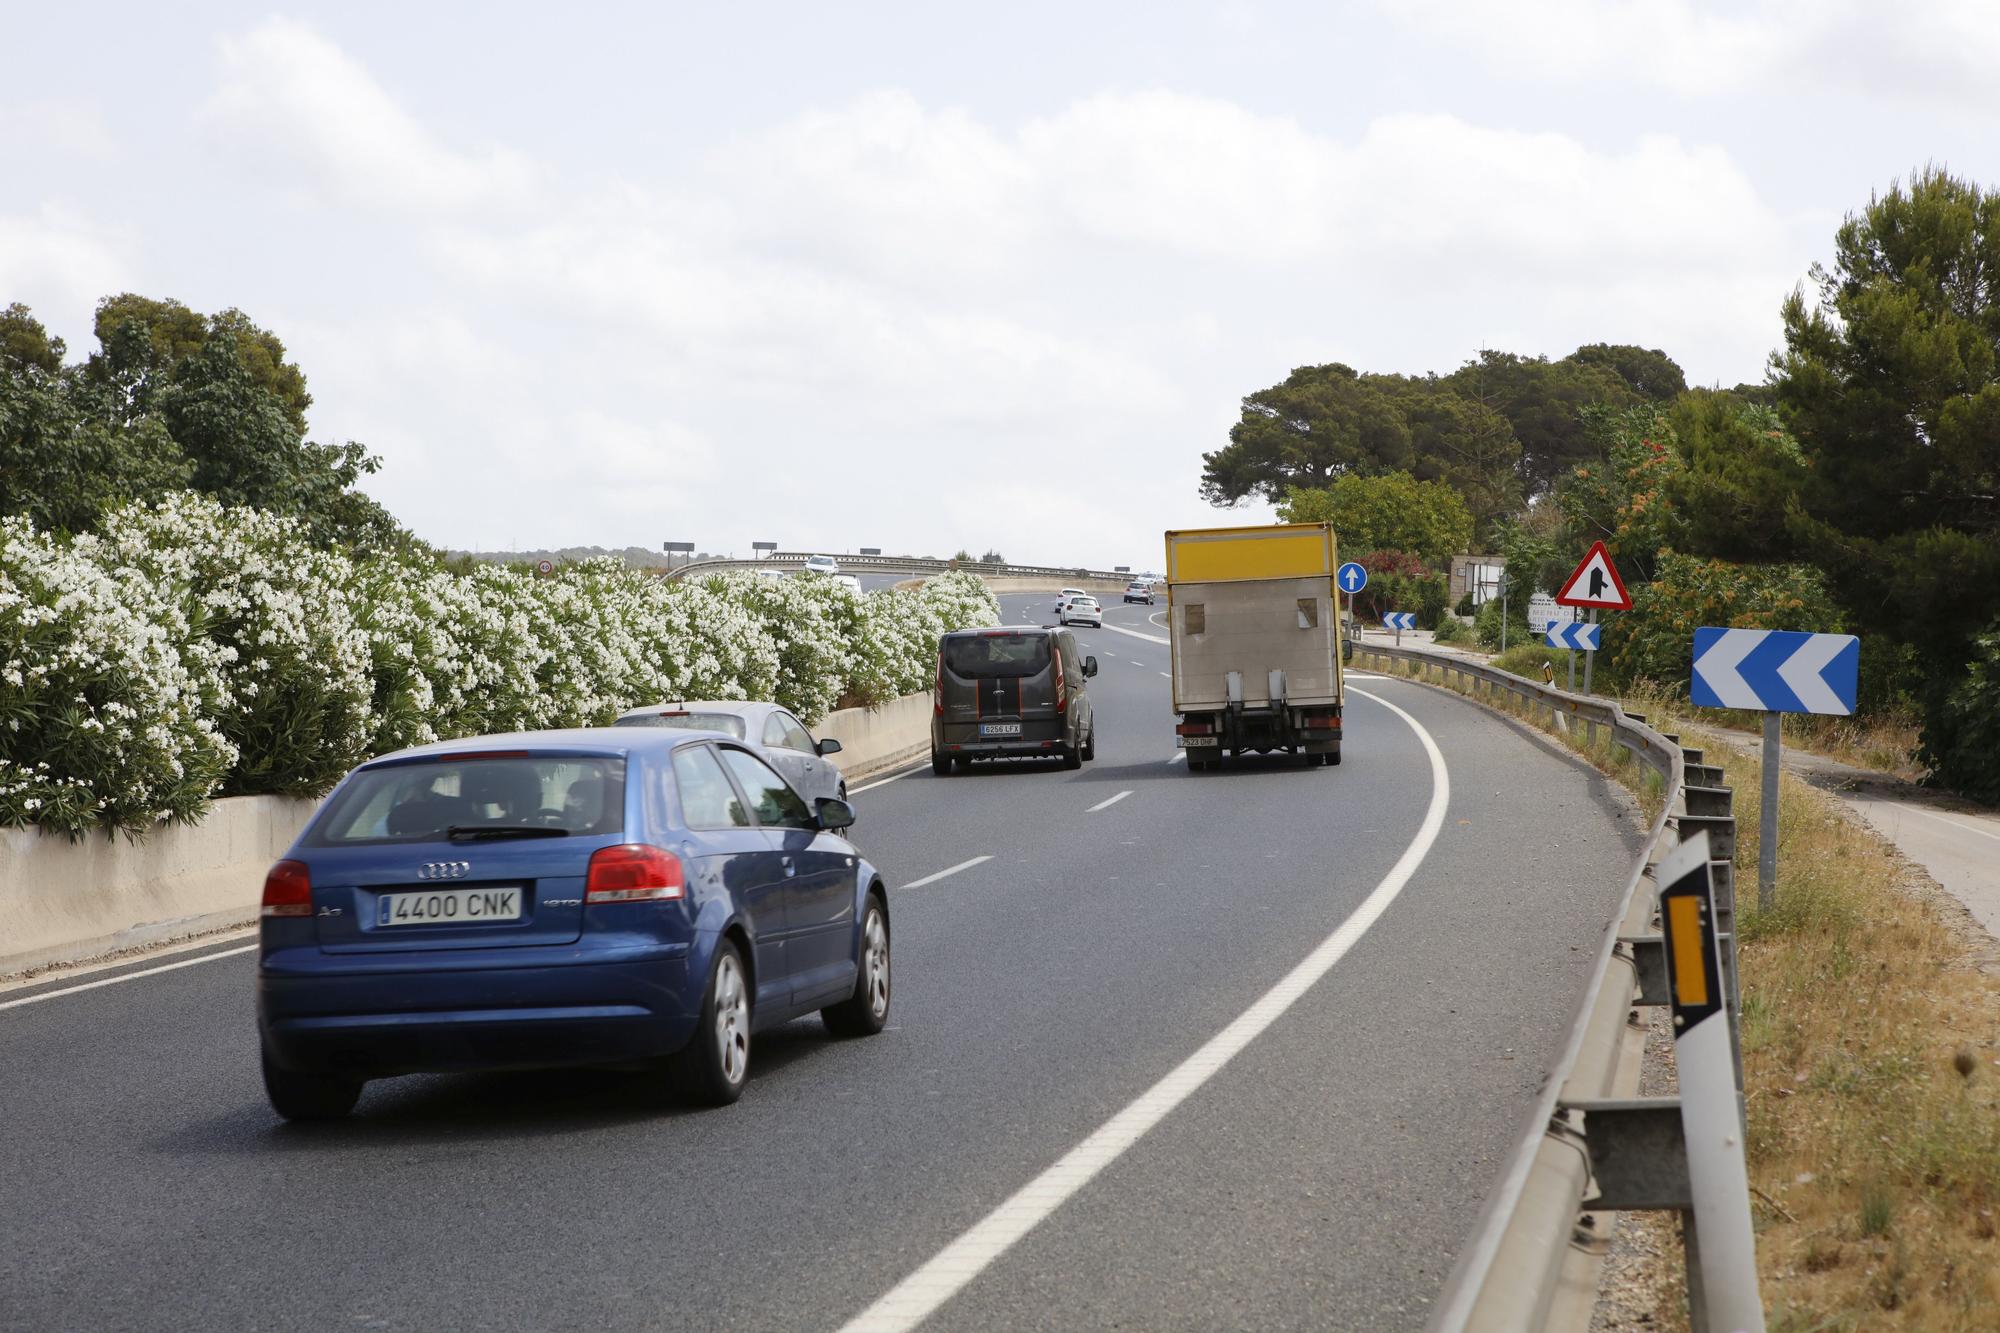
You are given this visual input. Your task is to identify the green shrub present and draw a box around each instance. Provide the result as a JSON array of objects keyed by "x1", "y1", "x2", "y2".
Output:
[
  {"x1": 1432, "y1": 617, "x2": 1467, "y2": 645},
  {"x1": 1491, "y1": 643, "x2": 1567, "y2": 678},
  {"x1": 1927, "y1": 619, "x2": 2000, "y2": 802},
  {"x1": 1604, "y1": 552, "x2": 1844, "y2": 690},
  {"x1": 1475, "y1": 596, "x2": 1531, "y2": 649}
]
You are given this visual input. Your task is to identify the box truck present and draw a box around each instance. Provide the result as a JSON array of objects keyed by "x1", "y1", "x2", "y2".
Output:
[{"x1": 1165, "y1": 522, "x2": 1347, "y2": 770}]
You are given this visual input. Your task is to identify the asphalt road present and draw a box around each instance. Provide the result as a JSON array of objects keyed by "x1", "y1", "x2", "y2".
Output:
[{"x1": 0, "y1": 592, "x2": 1644, "y2": 1332}]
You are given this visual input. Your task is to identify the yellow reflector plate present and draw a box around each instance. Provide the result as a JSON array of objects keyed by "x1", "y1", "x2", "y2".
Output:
[{"x1": 1667, "y1": 895, "x2": 1708, "y2": 1008}]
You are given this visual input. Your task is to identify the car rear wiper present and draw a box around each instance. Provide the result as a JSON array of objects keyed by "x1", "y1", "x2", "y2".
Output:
[{"x1": 445, "y1": 824, "x2": 571, "y2": 841}]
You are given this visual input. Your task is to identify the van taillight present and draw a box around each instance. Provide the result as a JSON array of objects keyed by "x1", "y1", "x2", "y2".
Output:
[
  {"x1": 585, "y1": 844, "x2": 686, "y2": 903},
  {"x1": 935, "y1": 659, "x2": 945, "y2": 715},
  {"x1": 261, "y1": 860, "x2": 313, "y2": 918},
  {"x1": 1052, "y1": 648, "x2": 1067, "y2": 712}
]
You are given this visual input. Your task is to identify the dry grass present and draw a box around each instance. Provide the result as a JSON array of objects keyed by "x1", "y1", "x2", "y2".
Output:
[
  {"x1": 1622, "y1": 680, "x2": 1924, "y2": 781},
  {"x1": 1366, "y1": 649, "x2": 2000, "y2": 1328}
]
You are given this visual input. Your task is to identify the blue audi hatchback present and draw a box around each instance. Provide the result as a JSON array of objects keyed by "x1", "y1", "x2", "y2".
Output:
[{"x1": 256, "y1": 728, "x2": 891, "y2": 1119}]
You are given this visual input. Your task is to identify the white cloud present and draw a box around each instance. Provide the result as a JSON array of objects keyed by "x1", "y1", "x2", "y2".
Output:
[
  {"x1": 203, "y1": 18, "x2": 538, "y2": 214},
  {"x1": 1378, "y1": 0, "x2": 2000, "y2": 111},
  {"x1": 0, "y1": 208, "x2": 134, "y2": 342}
]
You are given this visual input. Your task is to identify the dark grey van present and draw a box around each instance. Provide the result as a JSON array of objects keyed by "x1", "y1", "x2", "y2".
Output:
[{"x1": 931, "y1": 627, "x2": 1098, "y2": 774}]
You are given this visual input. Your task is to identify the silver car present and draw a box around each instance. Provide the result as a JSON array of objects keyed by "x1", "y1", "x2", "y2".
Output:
[{"x1": 613, "y1": 701, "x2": 848, "y2": 804}]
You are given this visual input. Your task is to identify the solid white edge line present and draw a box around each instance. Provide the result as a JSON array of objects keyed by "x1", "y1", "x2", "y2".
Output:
[
  {"x1": 836, "y1": 684, "x2": 1449, "y2": 1333},
  {"x1": 901, "y1": 855, "x2": 994, "y2": 890},
  {"x1": 0, "y1": 944, "x2": 258, "y2": 1013},
  {"x1": 851, "y1": 760, "x2": 932, "y2": 794},
  {"x1": 1168, "y1": 752, "x2": 1187, "y2": 765},
  {"x1": 1086, "y1": 790, "x2": 1132, "y2": 813},
  {"x1": 1879, "y1": 802, "x2": 2000, "y2": 843}
]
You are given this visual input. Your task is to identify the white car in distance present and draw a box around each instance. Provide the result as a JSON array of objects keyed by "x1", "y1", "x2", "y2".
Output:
[
  {"x1": 1060, "y1": 595, "x2": 1103, "y2": 627},
  {"x1": 803, "y1": 555, "x2": 840, "y2": 576}
]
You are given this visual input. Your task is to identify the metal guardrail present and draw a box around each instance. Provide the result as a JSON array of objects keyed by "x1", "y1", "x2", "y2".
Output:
[
  {"x1": 1350, "y1": 643, "x2": 1717, "y2": 1332},
  {"x1": 660, "y1": 552, "x2": 1135, "y2": 584}
]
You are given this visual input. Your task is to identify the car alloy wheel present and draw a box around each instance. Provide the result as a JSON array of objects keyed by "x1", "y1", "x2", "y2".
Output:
[
  {"x1": 713, "y1": 953, "x2": 749, "y2": 1088},
  {"x1": 823, "y1": 897, "x2": 892, "y2": 1037}
]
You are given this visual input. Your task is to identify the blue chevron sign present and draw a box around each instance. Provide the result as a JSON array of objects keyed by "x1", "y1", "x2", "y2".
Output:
[
  {"x1": 1545, "y1": 621, "x2": 1600, "y2": 651},
  {"x1": 1383, "y1": 612, "x2": 1416, "y2": 631},
  {"x1": 1691, "y1": 628, "x2": 1859, "y2": 716}
]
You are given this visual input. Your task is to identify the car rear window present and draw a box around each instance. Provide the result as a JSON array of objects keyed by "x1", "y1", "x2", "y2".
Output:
[
  {"x1": 615, "y1": 711, "x2": 748, "y2": 739},
  {"x1": 307, "y1": 756, "x2": 626, "y2": 845},
  {"x1": 943, "y1": 633, "x2": 1052, "y2": 679}
]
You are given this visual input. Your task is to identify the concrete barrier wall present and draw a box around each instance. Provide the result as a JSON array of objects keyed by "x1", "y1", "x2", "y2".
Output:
[
  {"x1": 1, "y1": 796, "x2": 318, "y2": 975},
  {"x1": 0, "y1": 692, "x2": 937, "y2": 976},
  {"x1": 816, "y1": 691, "x2": 933, "y2": 782}
]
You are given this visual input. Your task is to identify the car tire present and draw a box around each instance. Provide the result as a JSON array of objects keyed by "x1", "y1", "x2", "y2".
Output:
[
  {"x1": 931, "y1": 751, "x2": 951, "y2": 777},
  {"x1": 262, "y1": 1049, "x2": 363, "y2": 1122},
  {"x1": 668, "y1": 940, "x2": 751, "y2": 1106},
  {"x1": 1081, "y1": 728, "x2": 1096, "y2": 761},
  {"x1": 1328, "y1": 746, "x2": 1342, "y2": 766},
  {"x1": 1061, "y1": 742, "x2": 1083, "y2": 771},
  {"x1": 822, "y1": 896, "x2": 891, "y2": 1038}
]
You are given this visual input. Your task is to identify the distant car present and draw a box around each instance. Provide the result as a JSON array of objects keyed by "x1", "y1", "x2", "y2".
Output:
[
  {"x1": 256, "y1": 728, "x2": 889, "y2": 1119},
  {"x1": 616, "y1": 701, "x2": 847, "y2": 804},
  {"x1": 1122, "y1": 582, "x2": 1154, "y2": 605},
  {"x1": 1053, "y1": 586, "x2": 1087, "y2": 616},
  {"x1": 931, "y1": 627, "x2": 1097, "y2": 773},
  {"x1": 753, "y1": 568, "x2": 785, "y2": 581},
  {"x1": 1059, "y1": 595, "x2": 1103, "y2": 627},
  {"x1": 832, "y1": 573, "x2": 862, "y2": 595},
  {"x1": 803, "y1": 555, "x2": 840, "y2": 576}
]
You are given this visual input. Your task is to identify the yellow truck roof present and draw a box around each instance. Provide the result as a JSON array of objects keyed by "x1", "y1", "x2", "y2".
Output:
[{"x1": 1163, "y1": 522, "x2": 1338, "y2": 584}]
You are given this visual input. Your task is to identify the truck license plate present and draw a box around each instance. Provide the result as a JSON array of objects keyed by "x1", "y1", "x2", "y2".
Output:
[
  {"x1": 978, "y1": 723, "x2": 1022, "y2": 737},
  {"x1": 377, "y1": 886, "x2": 523, "y2": 926},
  {"x1": 1180, "y1": 736, "x2": 1219, "y2": 747}
]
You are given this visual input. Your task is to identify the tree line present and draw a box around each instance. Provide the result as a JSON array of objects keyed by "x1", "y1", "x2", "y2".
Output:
[
  {"x1": 1, "y1": 295, "x2": 402, "y2": 551},
  {"x1": 1203, "y1": 167, "x2": 2000, "y2": 799}
]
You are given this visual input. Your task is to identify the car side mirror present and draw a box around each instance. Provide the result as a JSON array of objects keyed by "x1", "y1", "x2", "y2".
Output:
[
  {"x1": 816, "y1": 737, "x2": 843, "y2": 757},
  {"x1": 1083, "y1": 655, "x2": 1098, "y2": 677},
  {"x1": 815, "y1": 797, "x2": 856, "y2": 831}
]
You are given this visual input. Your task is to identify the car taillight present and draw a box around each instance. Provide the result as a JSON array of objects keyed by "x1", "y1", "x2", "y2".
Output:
[
  {"x1": 935, "y1": 659, "x2": 945, "y2": 715},
  {"x1": 585, "y1": 844, "x2": 686, "y2": 903},
  {"x1": 1053, "y1": 647, "x2": 1068, "y2": 712},
  {"x1": 261, "y1": 860, "x2": 313, "y2": 918}
]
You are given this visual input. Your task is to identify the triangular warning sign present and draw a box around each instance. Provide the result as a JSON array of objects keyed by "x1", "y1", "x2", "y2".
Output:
[{"x1": 1555, "y1": 540, "x2": 1632, "y2": 609}]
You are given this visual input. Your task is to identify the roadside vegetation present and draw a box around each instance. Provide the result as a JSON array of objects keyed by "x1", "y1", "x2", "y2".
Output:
[
  {"x1": 0, "y1": 495, "x2": 997, "y2": 837},
  {"x1": 1366, "y1": 649, "x2": 2000, "y2": 1326},
  {"x1": 1204, "y1": 166, "x2": 2000, "y2": 803}
]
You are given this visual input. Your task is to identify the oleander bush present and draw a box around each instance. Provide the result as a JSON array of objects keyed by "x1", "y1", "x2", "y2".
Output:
[{"x1": 0, "y1": 497, "x2": 998, "y2": 836}]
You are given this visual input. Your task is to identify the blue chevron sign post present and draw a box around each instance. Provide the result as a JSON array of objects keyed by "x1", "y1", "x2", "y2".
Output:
[
  {"x1": 1382, "y1": 611, "x2": 1415, "y2": 644},
  {"x1": 1691, "y1": 627, "x2": 1860, "y2": 912}
]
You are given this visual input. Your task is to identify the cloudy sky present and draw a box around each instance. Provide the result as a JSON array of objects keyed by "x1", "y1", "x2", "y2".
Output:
[{"x1": 4, "y1": 2, "x2": 1993, "y2": 566}]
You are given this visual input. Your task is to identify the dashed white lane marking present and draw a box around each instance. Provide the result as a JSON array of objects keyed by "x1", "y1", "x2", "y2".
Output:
[
  {"x1": 1128, "y1": 660, "x2": 1145, "y2": 667},
  {"x1": 1086, "y1": 790, "x2": 1132, "y2": 813},
  {"x1": 1098, "y1": 622, "x2": 1168, "y2": 645},
  {"x1": 836, "y1": 684, "x2": 1450, "y2": 1333},
  {"x1": 901, "y1": 856, "x2": 993, "y2": 889},
  {"x1": 0, "y1": 945, "x2": 258, "y2": 1012},
  {"x1": 1158, "y1": 671, "x2": 1171, "y2": 679}
]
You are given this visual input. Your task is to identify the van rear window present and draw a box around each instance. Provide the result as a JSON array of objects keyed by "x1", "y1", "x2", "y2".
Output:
[{"x1": 943, "y1": 634, "x2": 1052, "y2": 679}]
